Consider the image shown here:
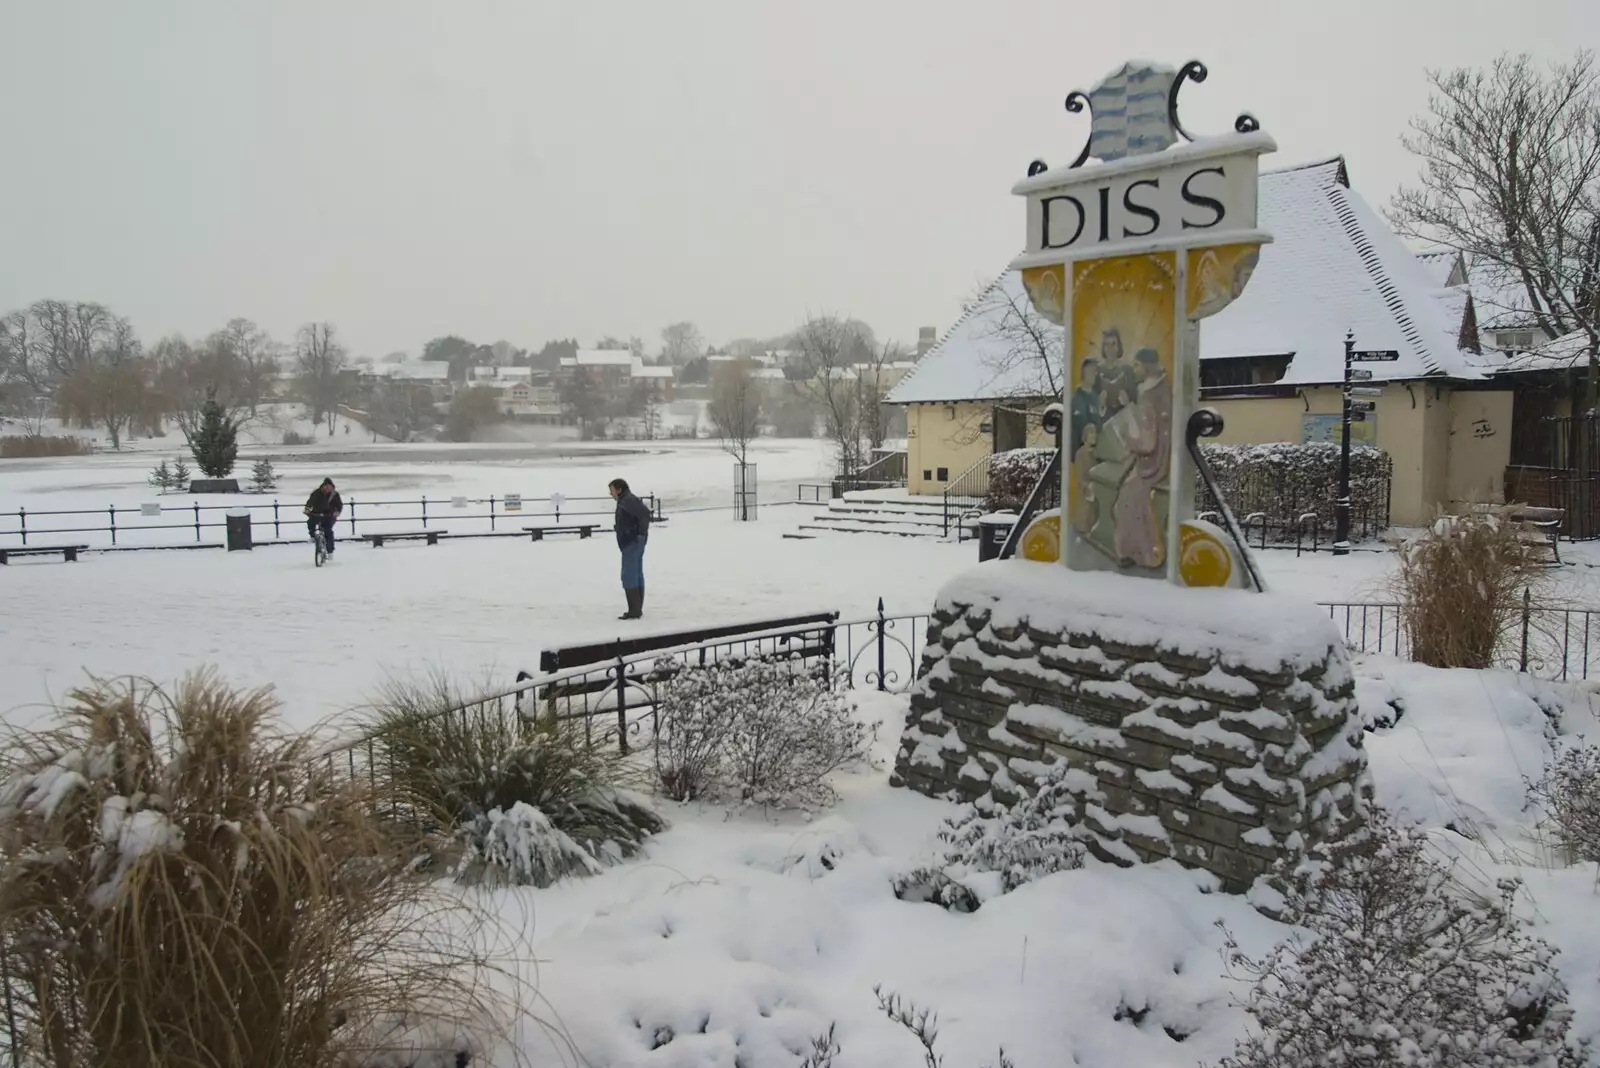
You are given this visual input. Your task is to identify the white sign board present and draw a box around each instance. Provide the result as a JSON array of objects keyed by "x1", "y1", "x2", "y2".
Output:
[
  {"x1": 1013, "y1": 137, "x2": 1274, "y2": 268},
  {"x1": 504, "y1": 493, "x2": 522, "y2": 512},
  {"x1": 550, "y1": 492, "x2": 567, "y2": 511},
  {"x1": 451, "y1": 496, "x2": 468, "y2": 509},
  {"x1": 140, "y1": 503, "x2": 161, "y2": 517}
]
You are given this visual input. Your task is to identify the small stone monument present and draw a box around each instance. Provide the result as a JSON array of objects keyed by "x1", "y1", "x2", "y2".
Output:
[{"x1": 893, "y1": 59, "x2": 1369, "y2": 897}]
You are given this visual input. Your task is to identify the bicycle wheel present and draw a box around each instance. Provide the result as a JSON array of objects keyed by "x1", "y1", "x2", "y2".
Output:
[{"x1": 314, "y1": 530, "x2": 327, "y2": 568}]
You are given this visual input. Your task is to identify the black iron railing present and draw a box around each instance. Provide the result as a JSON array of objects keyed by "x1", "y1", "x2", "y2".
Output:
[
  {"x1": 942, "y1": 455, "x2": 991, "y2": 537},
  {"x1": 0, "y1": 493, "x2": 662, "y2": 550},
  {"x1": 1317, "y1": 590, "x2": 1600, "y2": 681}
]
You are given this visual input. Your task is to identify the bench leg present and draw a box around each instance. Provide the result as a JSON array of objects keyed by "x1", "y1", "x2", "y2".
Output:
[
  {"x1": 64, "y1": 547, "x2": 78, "y2": 562},
  {"x1": 530, "y1": 529, "x2": 544, "y2": 541},
  {"x1": 0, "y1": 553, "x2": 7, "y2": 565},
  {"x1": 371, "y1": 537, "x2": 384, "y2": 548},
  {"x1": 427, "y1": 533, "x2": 439, "y2": 545},
  {"x1": 580, "y1": 528, "x2": 591, "y2": 539}
]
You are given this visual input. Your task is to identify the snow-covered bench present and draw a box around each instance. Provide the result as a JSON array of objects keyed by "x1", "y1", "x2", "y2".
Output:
[{"x1": 0, "y1": 544, "x2": 88, "y2": 564}]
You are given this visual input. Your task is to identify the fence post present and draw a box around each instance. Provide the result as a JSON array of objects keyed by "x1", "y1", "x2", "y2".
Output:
[
  {"x1": 615, "y1": 656, "x2": 629, "y2": 755},
  {"x1": 193, "y1": 501, "x2": 201, "y2": 542},
  {"x1": 490, "y1": 495, "x2": 496, "y2": 531},
  {"x1": 876, "y1": 597, "x2": 887, "y2": 692},
  {"x1": 421, "y1": 494, "x2": 427, "y2": 529},
  {"x1": 17, "y1": 507, "x2": 25, "y2": 546},
  {"x1": 348, "y1": 498, "x2": 356, "y2": 535},
  {"x1": 272, "y1": 499, "x2": 280, "y2": 538},
  {"x1": 1520, "y1": 587, "x2": 1532, "y2": 673},
  {"x1": 109, "y1": 503, "x2": 118, "y2": 546}
]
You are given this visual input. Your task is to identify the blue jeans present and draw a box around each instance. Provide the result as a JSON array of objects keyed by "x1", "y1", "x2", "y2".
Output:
[
  {"x1": 620, "y1": 538, "x2": 646, "y2": 590},
  {"x1": 308, "y1": 515, "x2": 335, "y2": 552}
]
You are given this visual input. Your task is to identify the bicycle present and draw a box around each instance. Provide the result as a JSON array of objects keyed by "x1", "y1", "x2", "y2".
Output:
[{"x1": 312, "y1": 523, "x2": 329, "y2": 567}]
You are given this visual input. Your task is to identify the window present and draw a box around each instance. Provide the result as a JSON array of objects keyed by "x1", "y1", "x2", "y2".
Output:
[
  {"x1": 936, "y1": 467, "x2": 949, "y2": 481},
  {"x1": 923, "y1": 469, "x2": 932, "y2": 480},
  {"x1": 1497, "y1": 330, "x2": 1537, "y2": 352}
]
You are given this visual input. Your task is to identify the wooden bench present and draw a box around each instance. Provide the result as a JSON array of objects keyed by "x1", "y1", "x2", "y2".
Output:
[
  {"x1": 522, "y1": 525, "x2": 598, "y2": 541},
  {"x1": 0, "y1": 544, "x2": 88, "y2": 564},
  {"x1": 529, "y1": 611, "x2": 842, "y2": 739},
  {"x1": 360, "y1": 529, "x2": 448, "y2": 548}
]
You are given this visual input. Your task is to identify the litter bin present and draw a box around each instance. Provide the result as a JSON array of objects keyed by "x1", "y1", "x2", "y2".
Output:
[
  {"x1": 225, "y1": 511, "x2": 253, "y2": 552},
  {"x1": 977, "y1": 513, "x2": 1016, "y2": 562}
]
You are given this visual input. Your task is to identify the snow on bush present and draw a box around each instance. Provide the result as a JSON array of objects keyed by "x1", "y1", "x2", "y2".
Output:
[
  {"x1": 654, "y1": 655, "x2": 872, "y2": 809},
  {"x1": 455, "y1": 800, "x2": 602, "y2": 888},
  {"x1": 1197, "y1": 441, "x2": 1392, "y2": 539},
  {"x1": 1216, "y1": 811, "x2": 1585, "y2": 1068},
  {"x1": 1527, "y1": 744, "x2": 1600, "y2": 865},
  {"x1": 895, "y1": 761, "x2": 1087, "y2": 911},
  {"x1": 986, "y1": 447, "x2": 1055, "y2": 513}
]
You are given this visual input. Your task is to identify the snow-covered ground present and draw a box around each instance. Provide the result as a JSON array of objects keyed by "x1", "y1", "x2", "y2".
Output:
[{"x1": 5, "y1": 440, "x2": 1600, "y2": 1066}]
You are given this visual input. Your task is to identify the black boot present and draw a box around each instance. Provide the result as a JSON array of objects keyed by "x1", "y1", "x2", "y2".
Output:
[
  {"x1": 619, "y1": 588, "x2": 641, "y2": 620},
  {"x1": 636, "y1": 583, "x2": 645, "y2": 618}
]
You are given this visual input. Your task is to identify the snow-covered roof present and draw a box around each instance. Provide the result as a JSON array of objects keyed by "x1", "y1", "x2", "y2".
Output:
[
  {"x1": 1413, "y1": 247, "x2": 1464, "y2": 288},
  {"x1": 374, "y1": 361, "x2": 451, "y2": 382},
  {"x1": 1497, "y1": 329, "x2": 1596, "y2": 374},
  {"x1": 574, "y1": 349, "x2": 634, "y2": 367},
  {"x1": 889, "y1": 156, "x2": 1488, "y2": 404},
  {"x1": 631, "y1": 360, "x2": 674, "y2": 379}
]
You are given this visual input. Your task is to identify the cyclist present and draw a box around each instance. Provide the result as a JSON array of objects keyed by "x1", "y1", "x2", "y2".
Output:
[{"x1": 304, "y1": 478, "x2": 343, "y2": 556}]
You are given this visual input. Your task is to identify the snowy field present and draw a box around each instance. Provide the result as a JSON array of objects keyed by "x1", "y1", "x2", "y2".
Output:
[{"x1": 5, "y1": 438, "x2": 1600, "y2": 1065}]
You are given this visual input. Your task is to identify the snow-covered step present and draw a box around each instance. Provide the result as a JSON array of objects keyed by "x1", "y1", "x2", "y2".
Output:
[
  {"x1": 796, "y1": 518, "x2": 946, "y2": 538},
  {"x1": 814, "y1": 509, "x2": 948, "y2": 529}
]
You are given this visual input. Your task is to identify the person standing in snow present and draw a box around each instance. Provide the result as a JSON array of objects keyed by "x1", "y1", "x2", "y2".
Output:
[
  {"x1": 304, "y1": 477, "x2": 343, "y2": 556},
  {"x1": 609, "y1": 477, "x2": 652, "y2": 620}
]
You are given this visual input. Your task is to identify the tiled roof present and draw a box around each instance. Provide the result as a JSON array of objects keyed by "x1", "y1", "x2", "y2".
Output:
[{"x1": 888, "y1": 156, "x2": 1485, "y2": 405}]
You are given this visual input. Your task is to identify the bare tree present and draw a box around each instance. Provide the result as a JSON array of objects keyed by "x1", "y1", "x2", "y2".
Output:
[
  {"x1": 295, "y1": 322, "x2": 350, "y2": 434},
  {"x1": 790, "y1": 315, "x2": 877, "y2": 475},
  {"x1": 1389, "y1": 51, "x2": 1600, "y2": 404},
  {"x1": 218, "y1": 318, "x2": 277, "y2": 414},
  {"x1": 709, "y1": 359, "x2": 763, "y2": 467},
  {"x1": 661, "y1": 321, "x2": 705, "y2": 365},
  {"x1": 365, "y1": 379, "x2": 436, "y2": 442},
  {"x1": 55, "y1": 359, "x2": 149, "y2": 449}
]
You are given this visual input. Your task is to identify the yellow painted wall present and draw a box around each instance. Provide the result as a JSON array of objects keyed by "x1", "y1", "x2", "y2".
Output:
[
  {"x1": 1446, "y1": 390, "x2": 1514, "y2": 507},
  {"x1": 903, "y1": 384, "x2": 1516, "y2": 523},
  {"x1": 905, "y1": 402, "x2": 1056, "y2": 495}
]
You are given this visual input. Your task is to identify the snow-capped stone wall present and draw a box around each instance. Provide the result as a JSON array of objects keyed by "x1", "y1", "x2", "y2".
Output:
[{"x1": 891, "y1": 562, "x2": 1370, "y2": 893}]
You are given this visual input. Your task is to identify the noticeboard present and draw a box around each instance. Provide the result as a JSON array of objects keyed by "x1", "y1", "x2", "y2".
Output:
[{"x1": 1300, "y1": 413, "x2": 1377, "y2": 447}]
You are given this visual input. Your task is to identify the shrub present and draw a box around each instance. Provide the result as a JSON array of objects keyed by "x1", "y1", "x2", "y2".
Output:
[
  {"x1": 654, "y1": 656, "x2": 870, "y2": 808},
  {"x1": 893, "y1": 761, "x2": 1086, "y2": 912},
  {"x1": 1215, "y1": 810, "x2": 1584, "y2": 1068},
  {"x1": 148, "y1": 457, "x2": 174, "y2": 490},
  {"x1": 0, "y1": 672, "x2": 503, "y2": 1068},
  {"x1": 282, "y1": 429, "x2": 311, "y2": 446},
  {"x1": 0, "y1": 434, "x2": 93, "y2": 458},
  {"x1": 1390, "y1": 507, "x2": 1547, "y2": 669},
  {"x1": 250, "y1": 457, "x2": 278, "y2": 493},
  {"x1": 1527, "y1": 744, "x2": 1600, "y2": 865},
  {"x1": 985, "y1": 447, "x2": 1053, "y2": 512},
  {"x1": 1196, "y1": 441, "x2": 1393, "y2": 540},
  {"x1": 171, "y1": 455, "x2": 193, "y2": 488},
  {"x1": 364, "y1": 677, "x2": 664, "y2": 887}
]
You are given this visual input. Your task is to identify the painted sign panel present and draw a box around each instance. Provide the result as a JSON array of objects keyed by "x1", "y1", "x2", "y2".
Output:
[
  {"x1": 1066, "y1": 251, "x2": 1177, "y2": 577},
  {"x1": 1300, "y1": 413, "x2": 1376, "y2": 447}
]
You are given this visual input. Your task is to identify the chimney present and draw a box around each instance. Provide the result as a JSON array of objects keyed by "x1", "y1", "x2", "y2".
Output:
[{"x1": 917, "y1": 325, "x2": 937, "y2": 358}]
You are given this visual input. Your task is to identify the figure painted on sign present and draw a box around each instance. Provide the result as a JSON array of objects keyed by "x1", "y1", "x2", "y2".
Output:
[
  {"x1": 1097, "y1": 328, "x2": 1137, "y2": 420},
  {"x1": 1072, "y1": 423, "x2": 1100, "y2": 535},
  {"x1": 1071, "y1": 357, "x2": 1102, "y2": 454},
  {"x1": 1112, "y1": 348, "x2": 1172, "y2": 569}
]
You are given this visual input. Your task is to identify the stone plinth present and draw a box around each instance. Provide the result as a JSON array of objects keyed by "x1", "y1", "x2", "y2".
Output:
[{"x1": 892, "y1": 562, "x2": 1370, "y2": 893}]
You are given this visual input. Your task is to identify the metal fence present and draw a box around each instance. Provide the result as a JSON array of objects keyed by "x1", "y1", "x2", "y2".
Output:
[
  {"x1": 0, "y1": 493, "x2": 662, "y2": 551},
  {"x1": 318, "y1": 600, "x2": 930, "y2": 776},
  {"x1": 1318, "y1": 590, "x2": 1600, "y2": 681}
]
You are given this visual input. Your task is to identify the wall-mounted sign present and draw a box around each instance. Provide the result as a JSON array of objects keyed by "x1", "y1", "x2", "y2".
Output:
[
  {"x1": 451, "y1": 496, "x2": 468, "y2": 509},
  {"x1": 1301, "y1": 413, "x2": 1376, "y2": 446},
  {"x1": 140, "y1": 503, "x2": 161, "y2": 517},
  {"x1": 504, "y1": 493, "x2": 522, "y2": 512}
]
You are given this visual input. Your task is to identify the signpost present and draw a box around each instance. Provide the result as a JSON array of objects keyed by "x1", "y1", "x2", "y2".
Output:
[{"x1": 1336, "y1": 336, "x2": 1401, "y2": 555}]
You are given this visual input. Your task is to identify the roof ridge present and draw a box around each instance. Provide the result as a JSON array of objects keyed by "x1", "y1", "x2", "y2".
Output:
[
  {"x1": 1262, "y1": 154, "x2": 1347, "y2": 181},
  {"x1": 890, "y1": 264, "x2": 1016, "y2": 398},
  {"x1": 1323, "y1": 181, "x2": 1446, "y2": 376}
]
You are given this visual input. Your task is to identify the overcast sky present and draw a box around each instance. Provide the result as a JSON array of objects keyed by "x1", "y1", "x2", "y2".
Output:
[{"x1": 1, "y1": 1, "x2": 1595, "y2": 359}]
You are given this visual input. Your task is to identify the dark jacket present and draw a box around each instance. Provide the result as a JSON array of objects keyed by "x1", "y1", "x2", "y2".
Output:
[
  {"x1": 614, "y1": 491, "x2": 652, "y2": 548},
  {"x1": 305, "y1": 487, "x2": 343, "y2": 517}
]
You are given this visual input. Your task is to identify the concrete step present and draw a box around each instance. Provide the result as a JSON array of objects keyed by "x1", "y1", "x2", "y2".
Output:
[
  {"x1": 819, "y1": 508, "x2": 949, "y2": 529},
  {"x1": 797, "y1": 519, "x2": 945, "y2": 538}
]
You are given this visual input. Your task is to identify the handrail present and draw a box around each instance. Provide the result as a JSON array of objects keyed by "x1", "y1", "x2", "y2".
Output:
[{"x1": 941, "y1": 454, "x2": 992, "y2": 536}]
